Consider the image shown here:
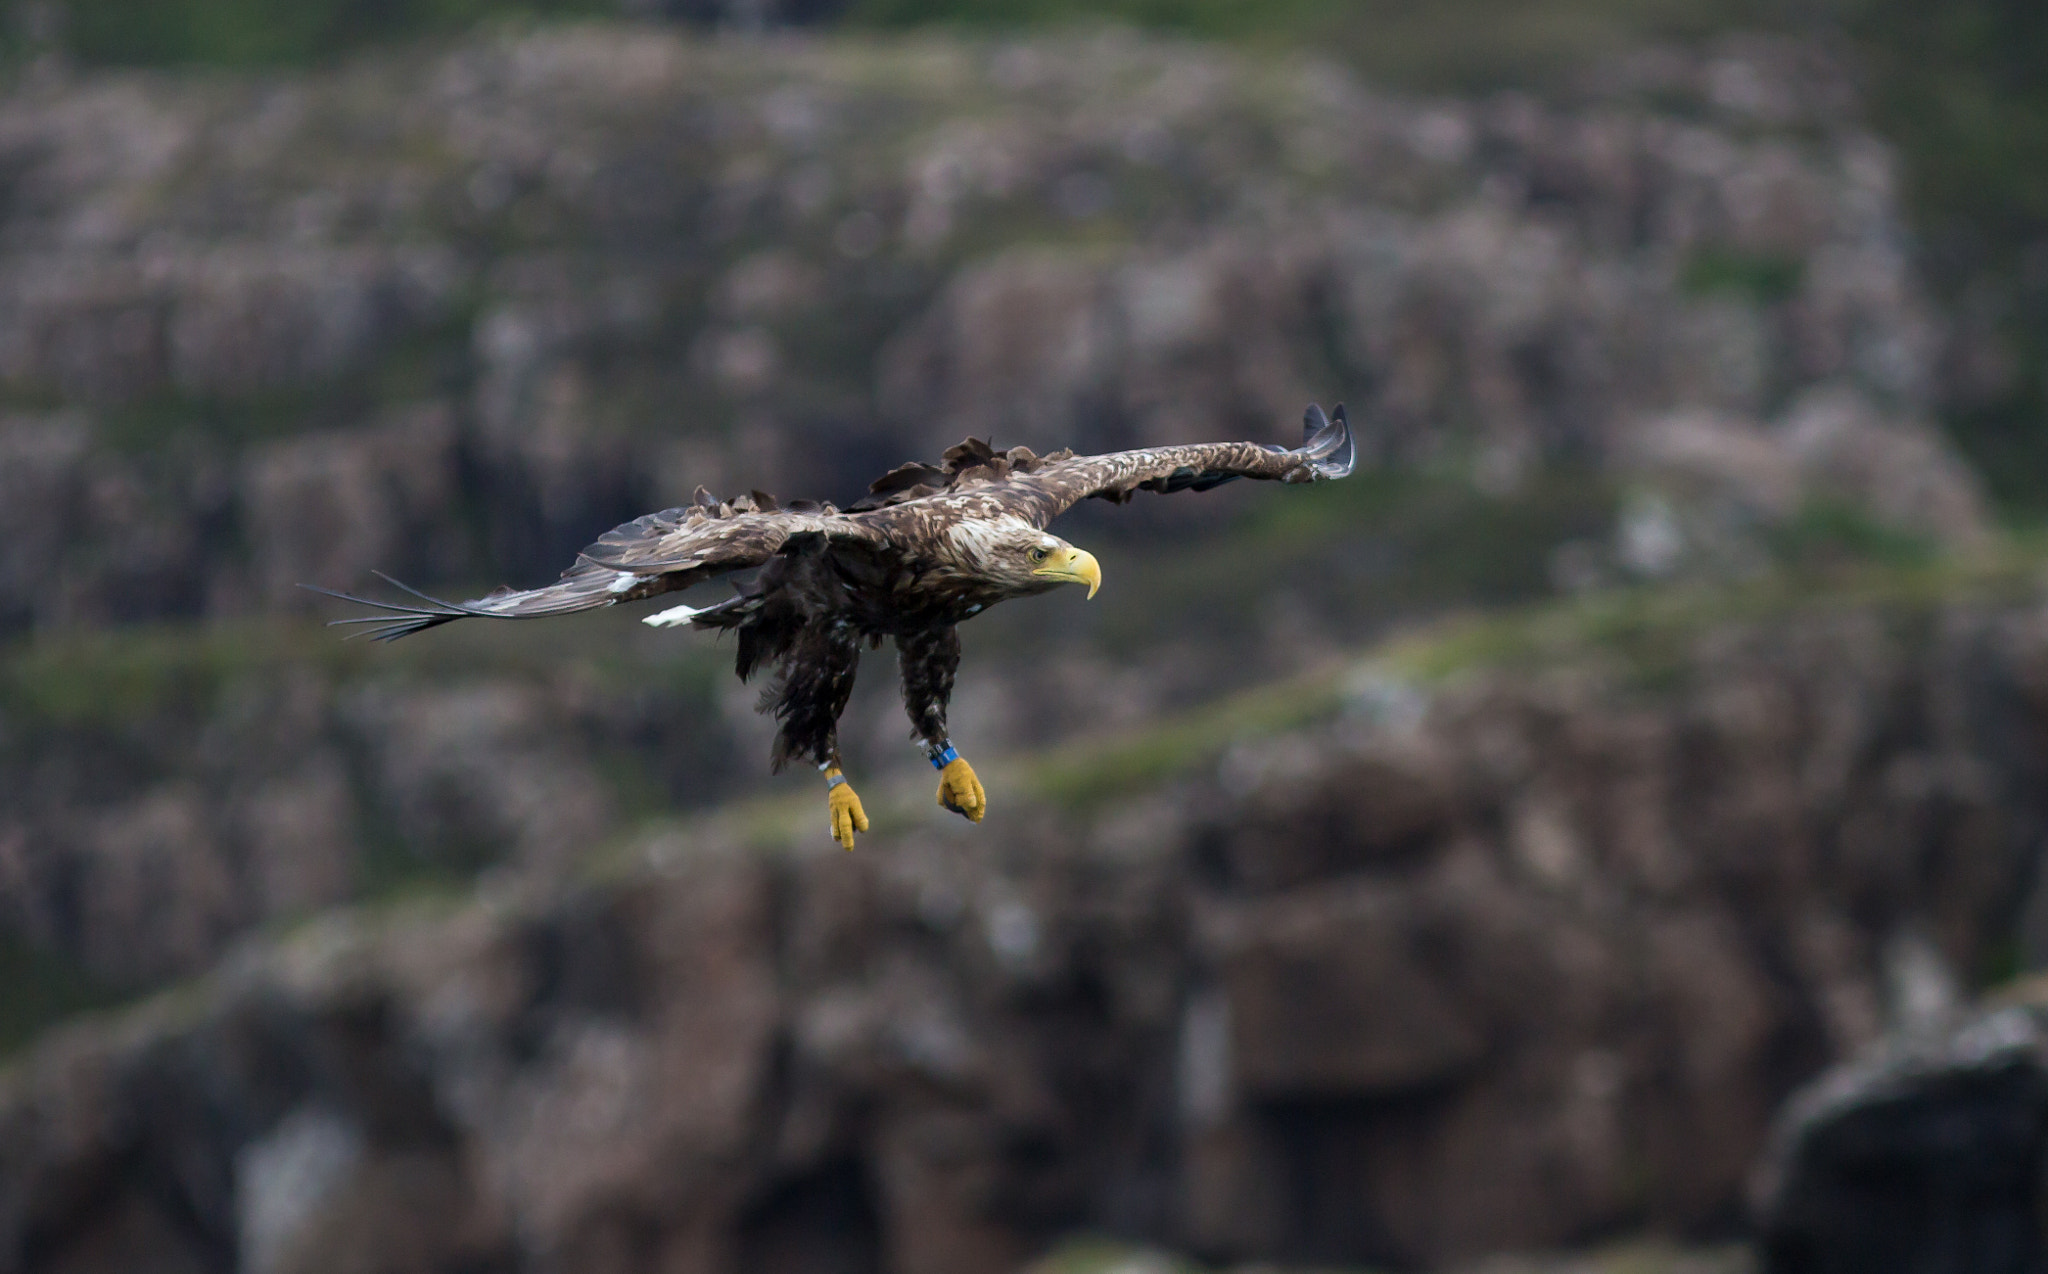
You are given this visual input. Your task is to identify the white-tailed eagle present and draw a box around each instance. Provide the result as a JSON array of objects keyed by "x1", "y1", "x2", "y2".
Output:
[{"x1": 317, "y1": 405, "x2": 1354, "y2": 848}]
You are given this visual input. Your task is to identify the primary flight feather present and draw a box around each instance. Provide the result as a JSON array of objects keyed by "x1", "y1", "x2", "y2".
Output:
[{"x1": 315, "y1": 404, "x2": 1355, "y2": 849}]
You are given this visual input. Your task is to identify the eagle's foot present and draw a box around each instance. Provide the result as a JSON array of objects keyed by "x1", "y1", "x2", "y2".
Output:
[
  {"x1": 825, "y1": 768, "x2": 869, "y2": 851},
  {"x1": 936, "y1": 756, "x2": 986, "y2": 823}
]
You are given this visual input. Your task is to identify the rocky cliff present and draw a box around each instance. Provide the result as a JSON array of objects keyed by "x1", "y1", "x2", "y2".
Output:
[
  {"x1": 7, "y1": 577, "x2": 2048, "y2": 1273},
  {"x1": 0, "y1": 26, "x2": 1980, "y2": 635},
  {"x1": 0, "y1": 22, "x2": 2029, "y2": 1273},
  {"x1": 0, "y1": 22, "x2": 1994, "y2": 992}
]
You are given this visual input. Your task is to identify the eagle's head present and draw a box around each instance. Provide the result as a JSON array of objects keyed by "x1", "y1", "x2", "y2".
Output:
[{"x1": 946, "y1": 517, "x2": 1101, "y2": 599}]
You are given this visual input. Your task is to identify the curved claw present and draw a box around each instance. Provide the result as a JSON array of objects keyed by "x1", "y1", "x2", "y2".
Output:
[
  {"x1": 828, "y1": 779, "x2": 870, "y2": 850},
  {"x1": 936, "y1": 756, "x2": 986, "y2": 823}
]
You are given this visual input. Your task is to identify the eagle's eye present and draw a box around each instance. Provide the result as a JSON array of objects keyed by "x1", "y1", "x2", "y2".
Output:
[{"x1": 1027, "y1": 546, "x2": 1050, "y2": 564}]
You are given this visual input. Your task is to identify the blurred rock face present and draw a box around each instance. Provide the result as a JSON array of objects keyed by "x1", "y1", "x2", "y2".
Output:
[
  {"x1": 0, "y1": 24, "x2": 2022, "y2": 1274},
  {"x1": 0, "y1": 638, "x2": 752, "y2": 985},
  {"x1": 1754, "y1": 985, "x2": 2048, "y2": 1274},
  {"x1": 0, "y1": 27, "x2": 1983, "y2": 633},
  {"x1": 6, "y1": 597, "x2": 2048, "y2": 1272}
]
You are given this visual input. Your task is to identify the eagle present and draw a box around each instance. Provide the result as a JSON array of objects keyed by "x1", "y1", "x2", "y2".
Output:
[{"x1": 317, "y1": 405, "x2": 1354, "y2": 849}]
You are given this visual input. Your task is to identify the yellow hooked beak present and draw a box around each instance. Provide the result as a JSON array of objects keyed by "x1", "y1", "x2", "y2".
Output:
[{"x1": 1032, "y1": 545, "x2": 1102, "y2": 599}]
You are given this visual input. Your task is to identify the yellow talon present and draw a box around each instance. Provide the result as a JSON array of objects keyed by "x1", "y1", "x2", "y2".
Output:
[
  {"x1": 936, "y1": 756, "x2": 986, "y2": 823},
  {"x1": 826, "y1": 770, "x2": 869, "y2": 850}
]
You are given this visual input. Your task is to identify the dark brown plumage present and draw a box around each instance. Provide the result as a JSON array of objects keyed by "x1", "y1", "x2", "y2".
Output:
[{"x1": 315, "y1": 404, "x2": 1354, "y2": 845}]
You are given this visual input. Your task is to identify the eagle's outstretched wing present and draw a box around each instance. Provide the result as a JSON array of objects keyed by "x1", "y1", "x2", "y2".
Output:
[
  {"x1": 1000, "y1": 403, "x2": 1355, "y2": 528},
  {"x1": 850, "y1": 404, "x2": 1355, "y2": 528},
  {"x1": 310, "y1": 490, "x2": 885, "y2": 641}
]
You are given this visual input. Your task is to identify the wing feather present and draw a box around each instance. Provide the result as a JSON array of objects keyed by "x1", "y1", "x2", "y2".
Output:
[
  {"x1": 314, "y1": 404, "x2": 1350, "y2": 640},
  {"x1": 313, "y1": 501, "x2": 885, "y2": 640},
  {"x1": 984, "y1": 403, "x2": 1355, "y2": 528}
]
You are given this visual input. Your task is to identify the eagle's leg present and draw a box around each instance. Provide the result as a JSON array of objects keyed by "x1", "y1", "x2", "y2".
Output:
[
  {"x1": 898, "y1": 626, "x2": 985, "y2": 823},
  {"x1": 770, "y1": 627, "x2": 868, "y2": 848}
]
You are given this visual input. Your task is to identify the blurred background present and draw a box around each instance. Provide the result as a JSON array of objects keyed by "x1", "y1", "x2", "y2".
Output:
[{"x1": 0, "y1": 1, "x2": 2045, "y2": 1271}]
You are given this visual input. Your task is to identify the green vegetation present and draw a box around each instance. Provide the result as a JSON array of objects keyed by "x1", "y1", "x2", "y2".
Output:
[
  {"x1": 97, "y1": 387, "x2": 344, "y2": 454},
  {"x1": 0, "y1": 608, "x2": 731, "y2": 726},
  {"x1": 87, "y1": 303, "x2": 482, "y2": 455},
  {"x1": 1030, "y1": 662, "x2": 1337, "y2": 807},
  {"x1": 851, "y1": 0, "x2": 1790, "y2": 92},
  {"x1": 1768, "y1": 498, "x2": 1941, "y2": 572},
  {"x1": 1045, "y1": 466, "x2": 1619, "y2": 672},
  {"x1": 1029, "y1": 538, "x2": 2048, "y2": 810},
  {"x1": 8, "y1": 0, "x2": 607, "y2": 68},
  {"x1": 4, "y1": 0, "x2": 1780, "y2": 82},
  {"x1": 0, "y1": 621, "x2": 296, "y2": 727},
  {"x1": 15, "y1": 0, "x2": 1784, "y2": 92},
  {"x1": 1680, "y1": 249, "x2": 1804, "y2": 307},
  {"x1": 0, "y1": 935, "x2": 125, "y2": 1056},
  {"x1": 1851, "y1": 0, "x2": 2048, "y2": 515}
]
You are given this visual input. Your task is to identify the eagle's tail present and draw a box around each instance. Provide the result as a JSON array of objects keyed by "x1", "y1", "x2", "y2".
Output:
[
  {"x1": 303, "y1": 559, "x2": 656, "y2": 641},
  {"x1": 299, "y1": 573, "x2": 491, "y2": 642}
]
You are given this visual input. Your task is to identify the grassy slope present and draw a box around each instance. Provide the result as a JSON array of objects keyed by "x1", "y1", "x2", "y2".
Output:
[
  {"x1": 849, "y1": 0, "x2": 1788, "y2": 91},
  {"x1": 11, "y1": 538, "x2": 2031, "y2": 1056},
  {"x1": 1026, "y1": 538, "x2": 2047, "y2": 807},
  {"x1": 576, "y1": 536, "x2": 2047, "y2": 878}
]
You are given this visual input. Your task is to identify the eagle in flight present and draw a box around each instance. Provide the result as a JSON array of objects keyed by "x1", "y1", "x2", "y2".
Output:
[{"x1": 319, "y1": 405, "x2": 1353, "y2": 849}]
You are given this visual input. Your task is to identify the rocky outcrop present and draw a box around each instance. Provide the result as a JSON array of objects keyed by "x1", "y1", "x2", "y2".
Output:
[
  {"x1": 0, "y1": 28, "x2": 1983, "y2": 635},
  {"x1": 0, "y1": 628, "x2": 753, "y2": 986},
  {"x1": 6, "y1": 589, "x2": 2048, "y2": 1272},
  {"x1": 1753, "y1": 984, "x2": 2048, "y2": 1274}
]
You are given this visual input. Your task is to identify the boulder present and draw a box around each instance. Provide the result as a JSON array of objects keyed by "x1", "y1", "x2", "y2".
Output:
[{"x1": 1754, "y1": 994, "x2": 2048, "y2": 1274}]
